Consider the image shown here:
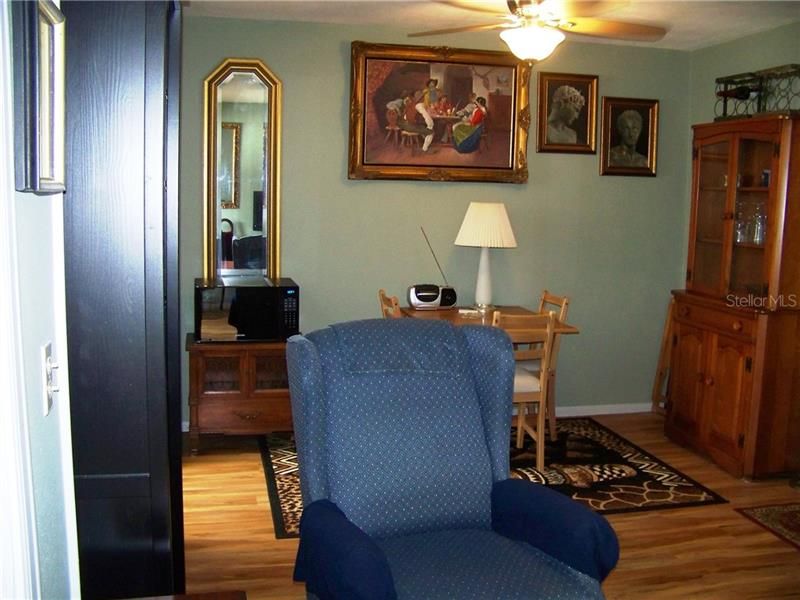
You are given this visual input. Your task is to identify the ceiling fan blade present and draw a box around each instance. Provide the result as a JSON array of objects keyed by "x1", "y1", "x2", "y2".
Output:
[
  {"x1": 408, "y1": 22, "x2": 509, "y2": 37},
  {"x1": 436, "y1": 0, "x2": 510, "y2": 17},
  {"x1": 438, "y1": 0, "x2": 628, "y2": 19},
  {"x1": 559, "y1": 17, "x2": 666, "y2": 41},
  {"x1": 517, "y1": 0, "x2": 626, "y2": 18}
]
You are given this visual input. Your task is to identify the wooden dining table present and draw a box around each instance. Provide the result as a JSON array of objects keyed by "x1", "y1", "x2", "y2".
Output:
[{"x1": 400, "y1": 305, "x2": 579, "y2": 335}]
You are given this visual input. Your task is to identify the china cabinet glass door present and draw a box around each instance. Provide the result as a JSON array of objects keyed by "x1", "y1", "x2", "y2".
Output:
[
  {"x1": 729, "y1": 137, "x2": 772, "y2": 296},
  {"x1": 691, "y1": 139, "x2": 729, "y2": 292}
]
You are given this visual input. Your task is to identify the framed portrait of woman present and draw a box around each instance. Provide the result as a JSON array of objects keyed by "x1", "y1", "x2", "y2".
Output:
[
  {"x1": 536, "y1": 72, "x2": 598, "y2": 154},
  {"x1": 600, "y1": 97, "x2": 659, "y2": 177}
]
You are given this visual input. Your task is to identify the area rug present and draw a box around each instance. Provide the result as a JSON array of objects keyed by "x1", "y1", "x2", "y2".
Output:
[
  {"x1": 736, "y1": 503, "x2": 800, "y2": 550},
  {"x1": 258, "y1": 417, "x2": 726, "y2": 539}
]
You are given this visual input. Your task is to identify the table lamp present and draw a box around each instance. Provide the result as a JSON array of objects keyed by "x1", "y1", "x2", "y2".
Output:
[{"x1": 454, "y1": 202, "x2": 517, "y2": 313}]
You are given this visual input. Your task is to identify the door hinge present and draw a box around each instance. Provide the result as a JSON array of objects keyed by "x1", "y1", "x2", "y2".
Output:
[
  {"x1": 672, "y1": 334, "x2": 678, "y2": 347},
  {"x1": 737, "y1": 433, "x2": 745, "y2": 449},
  {"x1": 693, "y1": 147, "x2": 699, "y2": 160},
  {"x1": 686, "y1": 268, "x2": 692, "y2": 281},
  {"x1": 745, "y1": 357, "x2": 752, "y2": 372},
  {"x1": 774, "y1": 143, "x2": 780, "y2": 157}
]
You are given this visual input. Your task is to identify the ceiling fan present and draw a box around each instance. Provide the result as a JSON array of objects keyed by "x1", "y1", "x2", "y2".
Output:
[{"x1": 409, "y1": 0, "x2": 667, "y2": 62}]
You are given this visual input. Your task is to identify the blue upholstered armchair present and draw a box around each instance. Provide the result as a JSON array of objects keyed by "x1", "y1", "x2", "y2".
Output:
[{"x1": 286, "y1": 318, "x2": 619, "y2": 600}]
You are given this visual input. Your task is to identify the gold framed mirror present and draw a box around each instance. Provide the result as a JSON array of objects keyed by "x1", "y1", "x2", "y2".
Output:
[
  {"x1": 204, "y1": 58, "x2": 281, "y2": 279},
  {"x1": 219, "y1": 122, "x2": 241, "y2": 209}
]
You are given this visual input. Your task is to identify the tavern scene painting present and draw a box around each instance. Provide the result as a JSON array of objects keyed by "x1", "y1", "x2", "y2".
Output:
[{"x1": 362, "y1": 58, "x2": 516, "y2": 169}]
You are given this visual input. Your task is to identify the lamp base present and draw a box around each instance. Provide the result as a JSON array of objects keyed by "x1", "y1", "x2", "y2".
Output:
[
  {"x1": 475, "y1": 303, "x2": 493, "y2": 314},
  {"x1": 474, "y1": 246, "x2": 492, "y2": 310}
]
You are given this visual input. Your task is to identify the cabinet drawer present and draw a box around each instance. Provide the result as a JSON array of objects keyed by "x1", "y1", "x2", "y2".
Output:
[
  {"x1": 674, "y1": 299, "x2": 756, "y2": 339},
  {"x1": 197, "y1": 394, "x2": 293, "y2": 433}
]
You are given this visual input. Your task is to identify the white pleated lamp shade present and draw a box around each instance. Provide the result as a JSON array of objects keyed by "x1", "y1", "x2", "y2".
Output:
[{"x1": 454, "y1": 202, "x2": 517, "y2": 249}]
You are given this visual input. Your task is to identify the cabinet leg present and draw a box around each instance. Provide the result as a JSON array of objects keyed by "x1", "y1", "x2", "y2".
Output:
[{"x1": 190, "y1": 431, "x2": 200, "y2": 455}]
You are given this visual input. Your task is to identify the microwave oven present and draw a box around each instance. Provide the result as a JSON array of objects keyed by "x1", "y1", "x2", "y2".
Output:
[{"x1": 194, "y1": 275, "x2": 299, "y2": 342}]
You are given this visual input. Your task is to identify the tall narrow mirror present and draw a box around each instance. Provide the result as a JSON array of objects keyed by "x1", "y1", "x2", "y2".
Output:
[{"x1": 204, "y1": 58, "x2": 281, "y2": 279}]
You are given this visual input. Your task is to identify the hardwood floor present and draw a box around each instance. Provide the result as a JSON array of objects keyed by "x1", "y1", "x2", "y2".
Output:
[{"x1": 183, "y1": 413, "x2": 800, "y2": 599}]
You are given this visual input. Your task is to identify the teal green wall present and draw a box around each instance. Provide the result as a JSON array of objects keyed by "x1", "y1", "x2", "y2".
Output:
[
  {"x1": 14, "y1": 191, "x2": 77, "y2": 598},
  {"x1": 181, "y1": 16, "x2": 793, "y2": 417},
  {"x1": 689, "y1": 21, "x2": 800, "y2": 124}
]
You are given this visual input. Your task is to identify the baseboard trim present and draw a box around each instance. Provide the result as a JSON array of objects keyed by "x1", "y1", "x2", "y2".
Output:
[
  {"x1": 181, "y1": 404, "x2": 652, "y2": 433},
  {"x1": 557, "y1": 403, "x2": 652, "y2": 417}
]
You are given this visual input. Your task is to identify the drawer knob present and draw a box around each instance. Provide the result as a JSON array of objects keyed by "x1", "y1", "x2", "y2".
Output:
[
  {"x1": 732, "y1": 320, "x2": 743, "y2": 331},
  {"x1": 233, "y1": 411, "x2": 261, "y2": 421},
  {"x1": 705, "y1": 376, "x2": 715, "y2": 387},
  {"x1": 679, "y1": 306, "x2": 690, "y2": 317}
]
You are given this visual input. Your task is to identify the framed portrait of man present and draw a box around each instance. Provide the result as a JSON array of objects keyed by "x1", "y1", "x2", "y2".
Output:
[
  {"x1": 600, "y1": 97, "x2": 659, "y2": 176},
  {"x1": 536, "y1": 72, "x2": 598, "y2": 154}
]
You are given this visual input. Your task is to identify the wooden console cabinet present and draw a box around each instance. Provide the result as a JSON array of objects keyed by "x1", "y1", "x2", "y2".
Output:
[
  {"x1": 666, "y1": 115, "x2": 800, "y2": 478},
  {"x1": 187, "y1": 335, "x2": 293, "y2": 453}
]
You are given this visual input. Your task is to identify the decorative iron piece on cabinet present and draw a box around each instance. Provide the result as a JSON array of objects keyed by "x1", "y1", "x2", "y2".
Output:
[{"x1": 714, "y1": 64, "x2": 800, "y2": 120}]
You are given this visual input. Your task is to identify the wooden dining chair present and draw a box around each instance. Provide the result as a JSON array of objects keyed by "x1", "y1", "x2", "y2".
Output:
[
  {"x1": 493, "y1": 310, "x2": 557, "y2": 471},
  {"x1": 538, "y1": 290, "x2": 570, "y2": 322},
  {"x1": 536, "y1": 290, "x2": 570, "y2": 441},
  {"x1": 384, "y1": 109, "x2": 401, "y2": 145},
  {"x1": 378, "y1": 288, "x2": 402, "y2": 318}
]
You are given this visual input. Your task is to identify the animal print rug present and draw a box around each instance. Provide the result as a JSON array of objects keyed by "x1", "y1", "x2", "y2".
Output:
[
  {"x1": 258, "y1": 417, "x2": 726, "y2": 539},
  {"x1": 736, "y1": 503, "x2": 800, "y2": 550}
]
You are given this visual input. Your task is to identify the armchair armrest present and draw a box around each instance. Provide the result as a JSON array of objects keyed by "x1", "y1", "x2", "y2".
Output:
[
  {"x1": 491, "y1": 479, "x2": 619, "y2": 581},
  {"x1": 294, "y1": 499, "x2": 397, "y2": 600}
]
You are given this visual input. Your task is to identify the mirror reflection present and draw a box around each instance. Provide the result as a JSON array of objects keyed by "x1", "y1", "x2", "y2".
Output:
[
  {"x1": 218, "y1": 122, "x2": 240, "y2": 209},
  {"x1": 204, "y1": 58, "x2": 281, "y2": 279}
]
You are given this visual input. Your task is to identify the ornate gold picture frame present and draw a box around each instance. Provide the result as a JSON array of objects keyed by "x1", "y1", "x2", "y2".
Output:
[
  {"x1": 219, "y1": 122, "x2": 241, "y2": 209},
  {"x1": 600, "y1": 97, "x2": 659, "y2": 177},
  {"x1": 348, "y1": 41, "x2": 531, "y2": 183},
  {"x1": 12, "y1": 0, "x2": 66, "y2": 194},
  {"x1": 536, "y1": 72, "x2": 597, "y2": 154}
]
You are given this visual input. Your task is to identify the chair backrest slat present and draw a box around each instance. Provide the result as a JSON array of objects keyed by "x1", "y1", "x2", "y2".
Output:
[
  {"x1": 537, "y1": 290, "x2": 570, "y2": 322},
  {"x1": 536, "y1": 290, "x2": 570, "y2": 373},
  {"x1": 492, "y1": 311, "x2": 556, "y2": 378},
  {"x1": 378, "y1": 288, "x2": 402, "y2": 318}
]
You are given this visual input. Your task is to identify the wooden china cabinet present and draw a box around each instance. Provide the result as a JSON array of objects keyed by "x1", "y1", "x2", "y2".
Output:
[{"x1": 667, "y1": 114, "x2": 800, "y2": 478}]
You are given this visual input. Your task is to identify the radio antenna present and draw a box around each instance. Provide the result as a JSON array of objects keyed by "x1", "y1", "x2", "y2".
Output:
[{"x1": 420, "y1": 227, "x2": 449, "y2": 286}]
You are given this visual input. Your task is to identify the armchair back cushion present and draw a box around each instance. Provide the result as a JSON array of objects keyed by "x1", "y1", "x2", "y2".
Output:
[{"x1": 288, "y1": 319, "x2": 514, "y2": 539}]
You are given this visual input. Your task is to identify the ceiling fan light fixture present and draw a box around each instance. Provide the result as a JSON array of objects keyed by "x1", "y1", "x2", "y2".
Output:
[{"x1": 500, "y1": 24, "x2": 565, "y2": 62}]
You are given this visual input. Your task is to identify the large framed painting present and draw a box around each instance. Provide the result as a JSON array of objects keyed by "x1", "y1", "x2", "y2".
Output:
[
  {"x1": 536, "y1": 72, "x2": 597, "y2": 154},
  {"x1": 600, "y1": 97, "x2": 659, "y2": 177},
  {"x1": 348, "y1": 41, "x2": 531, "y2": 183}
]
